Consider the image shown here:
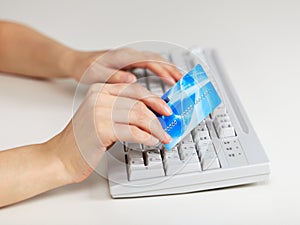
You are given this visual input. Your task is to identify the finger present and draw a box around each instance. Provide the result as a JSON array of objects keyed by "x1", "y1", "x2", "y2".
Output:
[
  {"x1": 95, "y1": 93, "x2": 150, "y2": 112},
  {"x1": 111, "y1": 107, "x2": 172, "y2": 144},
  {"x1": 122, "y1": 51, "x2": 182, "y2": 84},
  {"x1": 94, "y1": 93, "x2": 172, "y2": 143},
  {"x1": 95, "y1": 99, "x2": 171, "y2": 145},
  {"x1": 107, "y1": 70, "x2": 137, "y2": 83},
  {"x1": 130, "y1": 61, "x2": 176, "y2": 85},
  {"x1": 145, "y1": 62, "x2": 177, "y2": 85},
  {"x1": 93, "y1": 103, "x2": 170, "y2": 147},
  {"x1": 84, "y1": 62, "x2": 137, "y2": 84},
  {"x1": 95, "y1": 93, "x2": 134, "y2": 109},
  {"x1": 94, "y1": 106, "x2": 162, "y2": 146},
  {"x1": 105, "y1": 83, "x2": 172, "y2": 116},
  {"x1": 113, "y1": 123, "x2": 159, "y2": 146},
  {"x1": 160, "y1": 63, "x2": 183, "y2": 81},
  {"x1": 100, "y1": 66, "x2": 137, "y2": 83}
]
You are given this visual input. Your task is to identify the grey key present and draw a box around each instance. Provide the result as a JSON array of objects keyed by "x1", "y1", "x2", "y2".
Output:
[{"x1": 198, "y1": 143, "x2": 220, "y2": 170}]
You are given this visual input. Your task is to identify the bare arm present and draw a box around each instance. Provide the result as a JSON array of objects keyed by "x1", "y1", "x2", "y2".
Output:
[
  {"x1": 0, "y1": 21, "x2": 182, "y2": 83},
  {"x1": 0, "y1": 83, "x2": 173, "y2": 207},
  {"x1": 0, "y1": 140, "x2": 71, "y2": 207},
  {"x1": 0, "y1": 21, "x2": 75, "y2": 79},
  {"x1": 0, "y1": 21, "x2": 180, "y2": 207}
]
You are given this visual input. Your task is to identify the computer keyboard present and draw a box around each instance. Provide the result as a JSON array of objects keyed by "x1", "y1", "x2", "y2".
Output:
[{"x1": 106, "y1": 47, "x2": 270, "y2": 198}]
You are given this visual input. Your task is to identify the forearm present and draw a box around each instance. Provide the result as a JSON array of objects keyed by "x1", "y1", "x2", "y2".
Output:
[
  {"x1": 0, "y1": 21, "x2": 79, "y2": 79},
  {"x1": 0, "y1": 140, "x2": 71, "y2": 207}
]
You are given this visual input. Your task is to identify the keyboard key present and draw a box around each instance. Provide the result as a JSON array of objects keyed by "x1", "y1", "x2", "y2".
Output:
[
  {"x1": 178, "y1": 143, "x2": 202, "y2": 173},
  {"x1": 128, "y1": 149, "x2": 164, "y2": 180},
  {"x1": 192, "y1": 122, "x2": 211, "y2": 146},
  {"x1": 162, "y1": 82, "x2": 172, "y2": 93},
  {"x1": 132, "y1": 68, "x2": 145, "y2": 79},
  {"x1": 213, "y1": 116, "x2": 235, "y2": 138},
  {"x1": 136, "y1": 79, "x2": 148, "y2": 89},
  {"x1": 126, "y1": 142, "x2": 143, "y2": 151},
  {"x1": 217, "y1": 122, "x2": 235, "y2": 138},
  {"x1": 127, "y1": 150, "x2": 146, "y2": 180},
  {"x1": 212, "y1": 108, "x2": 236, "y2": 138},
  {"x1": 221, "y1": 138, "x2": 248, "y2": 167},
  {"x1": 198, "y1": 143, "x2": 221, "y2": 170},
  {"x1": 211, "y1": 106, "x2": 227, "y2": 119},
  {"x1": 144, "y1": 150, "x2": 165, "y2": 177},
  {"x1": 178, "y1": 143, "x2": 195, "y2": 159},
  {"x1": 181, "y1": 133, "x2": 194, "y2": 144},
  {"x1": 144, "y1": 144, "x2": 162, "y2": 151},
  {"x1": 146, "y1": 75, "x2": 164, "y2": 96},
  {"x1": 163, "y1": 147, "x2": 182, "y2": 175}
]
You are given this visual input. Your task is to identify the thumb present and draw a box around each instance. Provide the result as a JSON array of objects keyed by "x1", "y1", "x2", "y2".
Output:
[
  {"x1": 106, "y1": 69, "x2": 137, "y2": 83},
  {"x1": 80, "y1": 62, "x2": 137, "y2": 84}
]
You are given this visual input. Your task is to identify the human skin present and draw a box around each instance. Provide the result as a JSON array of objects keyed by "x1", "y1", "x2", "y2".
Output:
[{"x1": 0, "y1": 21, "x2": 181, "y2": 207}]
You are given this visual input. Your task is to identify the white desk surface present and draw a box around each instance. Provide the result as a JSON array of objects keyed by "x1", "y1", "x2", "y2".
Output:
[{"x1": 1, "y1": 0, "x2": 300, "y2": 224}]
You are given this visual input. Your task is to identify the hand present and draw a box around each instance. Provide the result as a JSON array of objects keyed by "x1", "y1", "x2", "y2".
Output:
[
  {"x1": 51, "y1": 83, "x2": 173, "y2": 183},
  {"x1": 0, "y1": 22, "x2": 181, "y2": 84},
  {"x1": 71, "y1": 48, "x2": 182, "y2": 85}
]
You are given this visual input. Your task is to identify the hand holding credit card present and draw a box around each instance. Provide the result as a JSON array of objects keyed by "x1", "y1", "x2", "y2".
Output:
[{"x1": 157, "y1": 64, "x2": 222, "y2": 150}]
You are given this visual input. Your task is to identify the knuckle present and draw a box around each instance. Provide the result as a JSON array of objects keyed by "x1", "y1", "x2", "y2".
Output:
[
  {"x1": 132, "y1": 83, "x2": 149, "y2": 97},
  {"x1": 108, "y1": 83, "x2": 128, "y2": 95},
  {"x1": 86, "y1": 92, "x2": 98, "y2": 107},
  {"x1": 137, "y1": 111, "x2": 148, "y2": 124},
  {"x1": 131, "y1": 126, "x2": 149, "y2": 141},
  {"x1": 130, "y1": 82, "x2": 142, "y2": 90},
  {"x1": 87, "y1": 83, "x2": 106, "y2": 96},
  {"x1": 94, "y1": 92, "x2": 111, "y2": 107},
  {"x1": 130, "y1": 126, "x2": 140, "y2": 136},
  {"x1": 133, "y1": 100, "x2": 146, "y2": 112}
]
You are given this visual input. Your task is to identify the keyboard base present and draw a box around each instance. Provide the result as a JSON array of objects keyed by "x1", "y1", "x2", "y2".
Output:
[
  {"x1": 110, "y1": 174, "x2": 269, "y2": 198},
  {"x1": 107, "y1": 142, "x2": 270, "y2": 198}
]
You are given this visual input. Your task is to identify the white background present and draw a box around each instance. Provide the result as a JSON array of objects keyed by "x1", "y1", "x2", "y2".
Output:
[{"x1": 0, "y1": 0, "x2": 299, "y2": 224}]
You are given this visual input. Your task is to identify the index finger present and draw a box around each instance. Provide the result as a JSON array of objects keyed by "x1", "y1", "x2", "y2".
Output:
[
  {"x1": 123, "y1": 51, "x2": 183, "y2": 84},
  {"x1": 105, "y1": 83, "x2": 173, "y2": 116}
]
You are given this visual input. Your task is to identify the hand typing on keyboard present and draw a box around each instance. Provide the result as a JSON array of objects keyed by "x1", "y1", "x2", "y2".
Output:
[
  {"x1": 60, "y1": 82, "x2": 174, "y2": 182},
  {"x1": 73, "y1": 48, "x2": 182, "y2": 85},
  {"x1": 0, "y1": 21, "x2": 185, "y2": 207}
]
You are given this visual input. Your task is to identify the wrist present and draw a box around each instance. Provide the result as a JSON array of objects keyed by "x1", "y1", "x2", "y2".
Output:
[
  {"x1": 59, "y1": 48, "x2": 79, "y2": 79},
  {"x1": 39, "y1": 139, "x2": 73, "y2": 186},
  {"x1": 63, "y1": 50, "x2": 107, "y2": 82},
  {"x1": 48, "y1": 122, "x2": 100, "y2": 183}
]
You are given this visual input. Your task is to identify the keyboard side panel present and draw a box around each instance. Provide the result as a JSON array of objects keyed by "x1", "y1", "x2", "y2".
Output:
[{"x1": 202, "y1": 49, "x2": 270, "y2": 166}]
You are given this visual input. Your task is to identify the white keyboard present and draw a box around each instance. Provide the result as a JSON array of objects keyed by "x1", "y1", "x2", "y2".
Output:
[{"x1": 106, "y1": 47, "x2": 270, "y2": 198}]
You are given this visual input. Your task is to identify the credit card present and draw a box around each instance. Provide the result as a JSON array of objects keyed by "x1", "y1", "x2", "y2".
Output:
[{"x1": 157, "y1": 64, "x2": 222, "y2": 150}]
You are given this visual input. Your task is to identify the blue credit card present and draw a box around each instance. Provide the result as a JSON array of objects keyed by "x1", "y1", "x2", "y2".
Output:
[{"x1": 157, "y1": 64, "x2": 222, "y2": 150}]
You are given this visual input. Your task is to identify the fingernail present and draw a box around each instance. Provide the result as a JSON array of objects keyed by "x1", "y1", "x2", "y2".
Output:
[
  {"x1": 164, "y1": 133, "x2": 172, "y2": 143},
  {"x1": 168, "y1": 77, "x2": 176, "y2": 85},
  {"x1": 165, "y1": 78, "x2": 175, "y2": 85},
  {"x1": 125, "y1": 74, "x2": 137, "y2": 83},
  {"x1": 163, "y1": 105, "x2": 173, "y2": 115},
  {"x1": 149, "y1": 136, "x2": 159, "y2": 145},
  {"x1": 162, "y1": 77, "x2": 176, "y2": 85}
]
